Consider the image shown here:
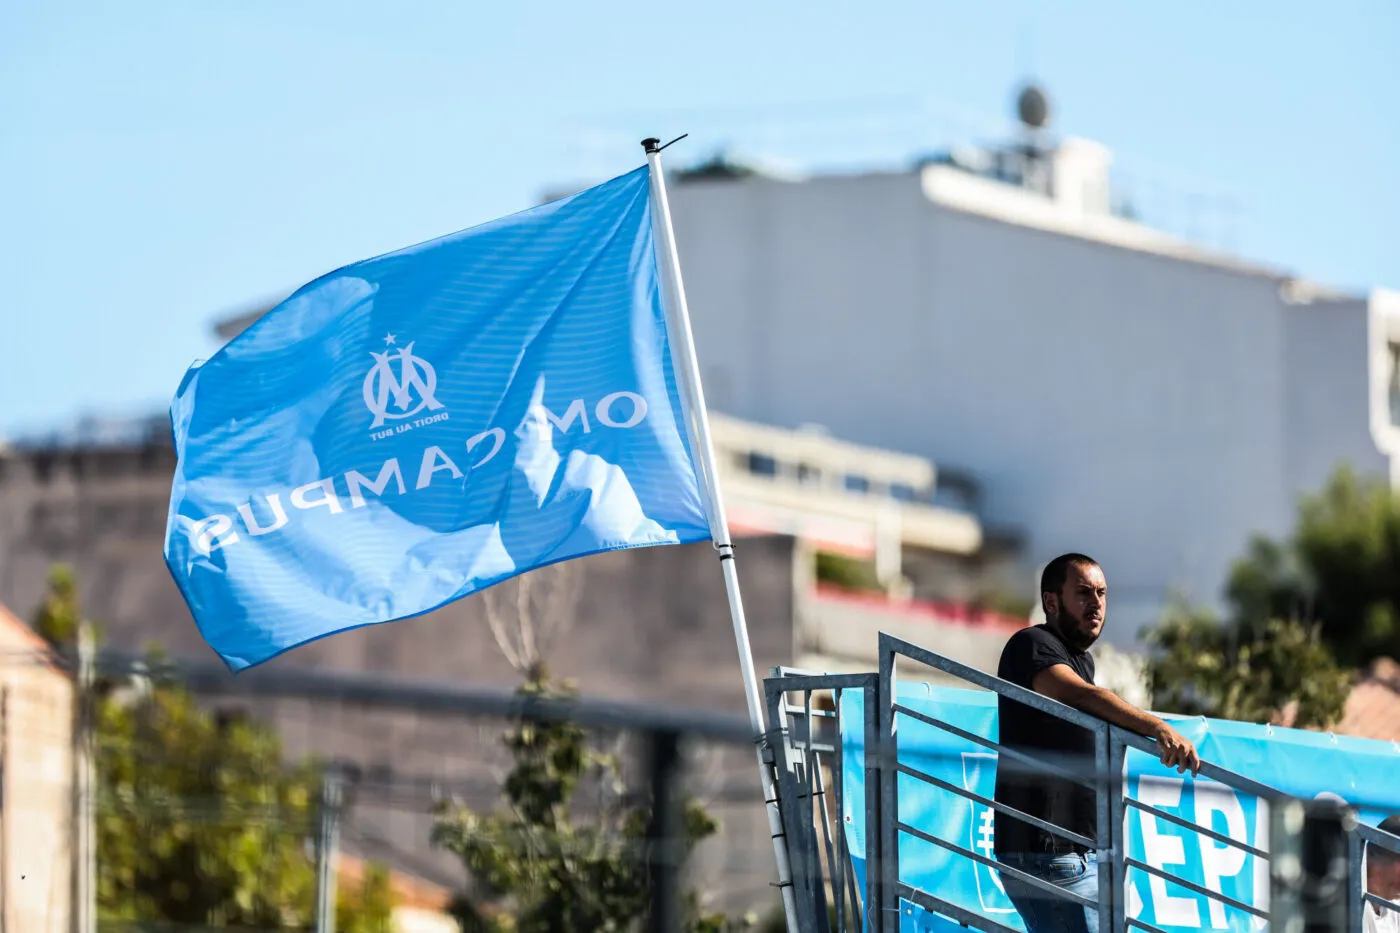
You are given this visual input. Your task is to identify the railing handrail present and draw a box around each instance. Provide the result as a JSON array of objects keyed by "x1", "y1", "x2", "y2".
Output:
[
  {"x1": 1105, "y1": 723, "x2": 1287, "y2": 802},
  {"x1": 879, "y1": 631, "x2": 1288, "y2": 805},
  {"x1": 1356, "y1": 821, "x2": 1400, "y2": 853},
  {"x1": 879, "y1": 632, "x2": 1109, "y2": 734}
]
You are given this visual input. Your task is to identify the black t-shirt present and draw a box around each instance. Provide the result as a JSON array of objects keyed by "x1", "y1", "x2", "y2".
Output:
[{"x1": 992, "y1": 624, "x2": 1097, "y2": 856}]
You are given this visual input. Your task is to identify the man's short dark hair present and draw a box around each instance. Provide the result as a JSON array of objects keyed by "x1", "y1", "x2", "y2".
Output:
[{"x1": 1041, "y1": 553, "x2": 1100, "y2": 598}]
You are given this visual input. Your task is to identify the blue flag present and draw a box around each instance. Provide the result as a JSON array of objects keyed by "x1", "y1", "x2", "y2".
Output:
[{"x1": 165, "y1": 166, "x2": 712, "y2": 670}]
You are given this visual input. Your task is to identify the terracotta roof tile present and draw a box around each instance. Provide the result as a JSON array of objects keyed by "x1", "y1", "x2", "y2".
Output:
[
  {"x1": 0, "y1": 601, "x2": 53, "y2": 652},
  {"x1": 1335, "y1": 657, "x2": 1400, "y2": 743},
  {"x1": 337, "y1": 854, "x2": 454, "y2": 912}
]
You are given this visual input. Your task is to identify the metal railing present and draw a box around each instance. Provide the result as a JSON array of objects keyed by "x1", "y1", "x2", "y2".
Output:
[
  {"x1": 1353, "y1": 823, "x2": 1400, "y2": 929},
  {"x1": 878, "y1": 632, "x2": 1116, "y2": 933},
  {"x1": 765, "y1": 631, "x2": 1400, "y2": 933},
  {"x1": 763, "y1": 669, "x2": 881, "y2": 933}
]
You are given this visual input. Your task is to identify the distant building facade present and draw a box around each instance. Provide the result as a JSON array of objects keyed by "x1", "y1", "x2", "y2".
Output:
[{"x1": 655, "y1": 136, "x2": 1400, "y2": 643}]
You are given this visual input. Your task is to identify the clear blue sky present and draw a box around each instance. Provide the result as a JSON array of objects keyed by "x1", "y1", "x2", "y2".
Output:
[{"x1": 2, "y1": 0, "x2": 1396, "y2": 437}]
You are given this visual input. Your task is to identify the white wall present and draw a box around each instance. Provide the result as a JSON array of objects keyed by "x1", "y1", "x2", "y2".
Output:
[
  {"x1": 1283, "y1": 297, "x2": 1389, "y2": 500},
  {"x1": 668, "y1": 170, "x2": 1391, "y2": 644}
]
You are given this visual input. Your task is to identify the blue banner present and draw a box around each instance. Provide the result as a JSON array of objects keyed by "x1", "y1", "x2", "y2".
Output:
[
  {"x1": 165, "y1": 166, "x2": 710, "y2": 670},
  {"x1": 841, "y1": 685, "x2": 1400, "y2": 932}
]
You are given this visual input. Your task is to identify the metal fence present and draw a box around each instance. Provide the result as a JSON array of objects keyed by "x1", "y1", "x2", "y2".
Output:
[
  {"x1": 1353, "y1": 824, "x2": 1400, "y2": 929},
  {"x1": 762, "y1": 670, "x2": 880, "y2": 933},
  {"x1": 764, "y1": 632, "x2": 1400, "y2": 933}
]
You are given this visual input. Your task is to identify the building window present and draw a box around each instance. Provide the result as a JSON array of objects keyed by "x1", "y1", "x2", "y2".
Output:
[
  {"x1": 796, "y1": 463, "x2": 822, "y2": 484},
  {"x1": 747, "y1": 453, "x2": 778, "y2": 477},
  {"x1": 1389, "y1": 342, "x2": 1400, "y2": 428},
  {"x1": 890, "y1": 483, "x2": 919, "y2": 503},
  {"x1": 843, "y1": 474, "x2": 870, "y2": 494}
]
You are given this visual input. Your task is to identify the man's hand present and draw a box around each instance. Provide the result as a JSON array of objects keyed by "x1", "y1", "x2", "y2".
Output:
[
  {"x1": 1153, "y1": 721, "x2": 1201, "y2": 775},
  {"x1": 1031, "y1": 665, "x2": 1204, "y2": 775}
]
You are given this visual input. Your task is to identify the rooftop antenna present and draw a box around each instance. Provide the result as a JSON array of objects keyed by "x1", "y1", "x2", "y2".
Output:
[
  {"x1": 1016, "y1": 83, "x2": 1051, "y2": 131},
  {"x1": 1013, "y1": 66, "x2": 1053, "y2": 195}
]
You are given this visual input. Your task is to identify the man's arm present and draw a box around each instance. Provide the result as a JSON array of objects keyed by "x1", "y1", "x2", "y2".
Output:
[{"x1": 1031, "y1": 664, "x2": 1201, "y2": 775}]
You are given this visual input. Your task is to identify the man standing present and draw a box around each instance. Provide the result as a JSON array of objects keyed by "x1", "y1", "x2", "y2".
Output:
[
  {"x1": 993, "y1": 553, "x2": 1200, "y2": 933},
  {"x1": 1365, "y1": 816, "x2": 1400, "y2": 933}
]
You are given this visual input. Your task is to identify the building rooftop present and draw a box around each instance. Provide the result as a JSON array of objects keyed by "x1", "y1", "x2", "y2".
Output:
[
  {"x1": 1336, "y1": 657, "x2": 1400, "y2": 743},
  {"x1": 7, "y1": 413, "x2": 172, "y2": 452}
]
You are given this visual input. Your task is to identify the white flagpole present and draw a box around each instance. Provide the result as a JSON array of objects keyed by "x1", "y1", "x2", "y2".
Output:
[{"x1": 642, "y1": 139, "x2": 801, "y2": 933}]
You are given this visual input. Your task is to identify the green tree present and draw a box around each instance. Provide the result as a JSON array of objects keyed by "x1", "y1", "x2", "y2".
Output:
[
  {"x1": 1142, "y1": 605, "x2": 1353, "y2": 729},
  {"x1": 33, "y1": 562, "x2": 83, "y2": 646},
  {"x1": 431, "y1": 672, "x2": 745, "y2": 933},
  {"x1": 97, "y1": 675, "x2": 398, "y2": 930},
  {"x1": 27, "y1": 562, "x2": 395, "y2": 931},
  {"x1": 96, "y1": 681, "x2": 319, "y2": 927},
  {"x1": 1227, "y1": 466, "x2": 1400, "y2": 667}
]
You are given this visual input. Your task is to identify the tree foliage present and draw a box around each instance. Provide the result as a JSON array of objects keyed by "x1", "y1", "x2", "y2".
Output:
[
  {"x1": 1142, "y1": 606, "x2": 1353, "y2": 729},
  {"x1": 33, "y1": 562, "x2": 83, "y2": 646},
  {"x1": 1137, "y1": 465, "x2": 1400, "y2": 729},
  {"x1": 1226, "y1": 466, "x2": 1400, "y2": 667},
  {"x1": 96, "y1": 683, "x2": 321, "y2": 927},
  {"x1": 30, "y1": 567, "x2": 394, "y2": 930},
  {"x1": 431, "y1": 672, "x2": 748, "y2": 932},
  {"x1": 96, "y1": 676, "x2": 397, "y2": 931}
]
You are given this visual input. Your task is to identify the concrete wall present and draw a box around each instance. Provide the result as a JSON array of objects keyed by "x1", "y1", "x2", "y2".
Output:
[
  {"x1": 1282, "y1": 297, "x2": 1388, "y2": 503},
  {"x1": 802, "y1": 587, "x2": 1016, "y2": 683},
  {"x1": 667, "y1": 170, "x2": 1394, "y2": 642},
  {"x1": 0, "y1": 607, "x2": 73, "y2": 933},
  {"x1": 0, "y1": 448, "x2": 797, "y2": 710}
]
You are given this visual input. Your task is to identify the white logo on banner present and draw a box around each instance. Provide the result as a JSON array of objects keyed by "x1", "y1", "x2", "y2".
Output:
[
  {"x1": 962, "y1": 752, "x2": 1016, "y2": 913},
  {"x1": 364, "y1": 334, "x2": 445, "y2": 429}
]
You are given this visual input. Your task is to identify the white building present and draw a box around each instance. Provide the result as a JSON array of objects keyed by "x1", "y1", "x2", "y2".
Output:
[{"x1": 661, "y1": 132, "x2": 1400, "y2": 645}]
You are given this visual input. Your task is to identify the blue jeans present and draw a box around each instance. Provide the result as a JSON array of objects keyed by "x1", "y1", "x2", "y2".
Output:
[{"x1": 997, "y1": 851, "x2": 1100, "y2": 933}]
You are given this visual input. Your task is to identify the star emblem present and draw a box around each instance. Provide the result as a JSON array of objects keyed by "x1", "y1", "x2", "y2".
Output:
[{"x1": 383, "y1": 333, "x2": 397, "y2": 346}]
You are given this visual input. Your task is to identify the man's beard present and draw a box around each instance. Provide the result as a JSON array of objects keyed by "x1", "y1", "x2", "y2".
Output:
[{"x1": 1051, "y1": 613, "x2": 1101, "y2": 651}]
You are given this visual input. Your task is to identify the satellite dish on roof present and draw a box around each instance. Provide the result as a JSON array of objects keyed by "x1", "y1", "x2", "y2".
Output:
[{"x1": 1016, "y1": 84, "x2": 1051, "y2": 129}]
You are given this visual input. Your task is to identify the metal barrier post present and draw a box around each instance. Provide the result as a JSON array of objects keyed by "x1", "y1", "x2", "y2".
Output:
[
  {"x1": 765, "y1": 681, "x2": 822, "y2": 933},
  {"x1": 1094, "y1": 723, "x2": 1112, "y2": 933},
  {"x1": 1347, "y1": 829, "x2": 1364, "y2": 933},
  {"x1": 314, "y1": 764, "x2": 345, "y2": 933},
  {"x1": 764, "y1": 670, "x2": 883, "y2": 932},
  {"x1": 1108, "y1": 729, "x2": 1129, "y2": 933},
  {"x1": 830, "y1": 687, "x2": 849, "y2": 933},
  {"x1": 802, "y1": 690, "x2": 834, "y2": 931},
  {"x1": 865, "y1": 668, "x2": 884, "y2": 933},
  {"x1": 877, "y1": 634, "x2": 900, "y2": 933},
  {"x1": 1355, "y1": 824, "x2": 1400, "y2": 933},
  {"x1": 646, "y1": 729, "x2": 683, "y2": 933}
]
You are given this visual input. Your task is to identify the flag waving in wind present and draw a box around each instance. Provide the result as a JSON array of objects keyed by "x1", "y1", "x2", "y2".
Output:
[{"x1": 165, "y1": 166, "x2": 711, "y2": 670}]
